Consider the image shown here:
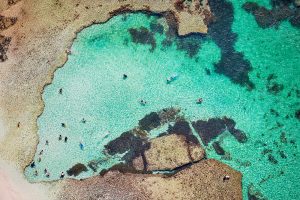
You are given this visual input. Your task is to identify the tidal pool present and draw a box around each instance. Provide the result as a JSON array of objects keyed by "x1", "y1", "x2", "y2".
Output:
[{"x1": 25, "y1": 0, "x2": 300, "y2": 199}]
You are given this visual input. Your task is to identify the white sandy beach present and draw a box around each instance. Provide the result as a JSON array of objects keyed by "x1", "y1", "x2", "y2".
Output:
[{"x1": 0, "y1": 159, "x2": 49, "y2": 200}]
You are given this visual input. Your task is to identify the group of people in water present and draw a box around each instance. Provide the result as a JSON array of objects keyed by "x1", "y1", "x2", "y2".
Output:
[
  {"x1": 122, "y1": 73, "x2": 204, "y2": 105},
  {"x1": 30, "y1": 125, "x2": 86, "y2": 178}
]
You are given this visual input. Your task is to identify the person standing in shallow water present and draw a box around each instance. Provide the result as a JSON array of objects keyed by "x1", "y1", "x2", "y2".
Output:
[
  {"x1": 64, "y1": 137, "x2": 68, "y2": 142},
  {"x1": 59, "y1": 134, "x2": 62, "y2": 140}
]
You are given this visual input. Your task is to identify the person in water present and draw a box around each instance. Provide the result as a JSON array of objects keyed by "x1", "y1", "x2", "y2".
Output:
[
  {"x1": 34, "y1": 170, "x2": 38, "y2": 176},
  {"x1": 79, "y1": 142, "x2": 84, "y2": 150},
  {"x1": 59, "y1": 135, "x2": 62, "y2": 140},
  {"x1": 140, "y1": 99, "x2": 147, "y2": 106},
  {"x1": 59, "y1": 88, "x2": 63, "y2": 94},
  {"x1": 45, "y1": 140, "x2": 49, "y2": 145},
  {"x1": 39, "y1": 150, "x2": 43, "y2": 155},
  {"x1": 123, "y1": 74, "x2": 128, "y2": 79},
  {"x1": 60, "y1": 172, "x2": 65, "y2": 179},
  {"x1": 30, "y1": 162, "x2": 35, "y2": 168},
  {"x1": 64, "y1": 137, "x2": 68, "y2": 142},
  {"x1": 45, "y1": 172, "x2": 50, "y2": 178},
  {"x1": 196, "y1": 98, "x2": 203, "y2": 104}
]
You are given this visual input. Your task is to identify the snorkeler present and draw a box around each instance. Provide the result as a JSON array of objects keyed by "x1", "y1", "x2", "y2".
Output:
[{"x1": 196, "y1": 98, "x2": 203, "y2": 104}]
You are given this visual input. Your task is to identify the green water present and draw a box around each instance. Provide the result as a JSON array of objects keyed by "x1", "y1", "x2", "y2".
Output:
[{"x1": 25, "y1": 0, "x2": 300, "y2": 199}]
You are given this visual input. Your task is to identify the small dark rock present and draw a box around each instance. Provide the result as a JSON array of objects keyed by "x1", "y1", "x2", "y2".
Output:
[
  {"x1": 268, "y1": 154, "x2": 278, "y2": 164},
  {"x1": 67, "y1": 163, "x2": 88, "y2": 176}
]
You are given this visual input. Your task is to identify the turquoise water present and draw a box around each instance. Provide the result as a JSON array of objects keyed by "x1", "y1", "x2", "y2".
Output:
[{"x1": 25, "y1": 1, "x2": 300, "y2": 199}]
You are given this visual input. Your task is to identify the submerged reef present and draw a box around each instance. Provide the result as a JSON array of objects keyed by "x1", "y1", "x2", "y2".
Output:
[
  {"x1": 208, "y1": 0, "x2": 254, "y2": 89},
  {"x1": 243, "y1": 0, "x2": 300, "y2": 28},
  {"x1": 129, "y1": 27, "x2": 156, "y2": 51}
]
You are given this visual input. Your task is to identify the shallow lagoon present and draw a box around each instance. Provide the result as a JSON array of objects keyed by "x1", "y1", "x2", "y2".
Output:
[{"x1": 25, "y1": 0, "x2": 300, "y2": 199}]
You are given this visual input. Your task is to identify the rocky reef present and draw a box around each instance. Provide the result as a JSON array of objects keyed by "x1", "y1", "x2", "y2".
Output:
[{"x1": 243, "y1": 0, "x2": 300, "y2": 29}]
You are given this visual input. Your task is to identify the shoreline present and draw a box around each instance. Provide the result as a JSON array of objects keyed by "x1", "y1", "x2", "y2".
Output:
[{"x1": 0, "y1": 1, "x2": 211, "y2": 171}]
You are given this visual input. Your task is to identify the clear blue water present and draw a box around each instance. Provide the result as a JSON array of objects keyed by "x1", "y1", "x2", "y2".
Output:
[{"x1": 25, "y1": 0, "x2": 300, "y2": 199}]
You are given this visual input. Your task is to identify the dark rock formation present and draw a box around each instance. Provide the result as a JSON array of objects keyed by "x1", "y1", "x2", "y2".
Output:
[
  {"x1": 138, "y1": 112, "x2": 161, "y2": 131},
  {"x1": 208, "y1": 0, "x2": 254, "y2": 89},
  {"x1": 192, "y1": 118, "x2": 226, "y2": 145},
  {"x1": 167, "y1": 120, "x2": 200, "y2": 145},
  {"x1": 0, "y1": 35, "x2": 11, "y2": 62},
  {"x1": 192, "y1": 117, "x2": 247, "y2": 145},
  {"x1": 128, "y1": 27, "x2": 156, "y2": 51},
  {"x1": 212, "y1": 141, "x2": 225, "y2": 155},
  {"x1": 104, "y1": 131, "x2": 150, "y2": 163},
  {"x1": 67, "y1": 163, "x2": 88, "y2": 176},
  {"x1": 243, "y1": 1, "x2": 300, "y2": 29}
]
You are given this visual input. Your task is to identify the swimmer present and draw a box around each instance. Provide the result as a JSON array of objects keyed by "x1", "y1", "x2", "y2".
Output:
[
  {"x1": 44, "y1": 169, "x2": 48, "y2": 174},
  {"x1": 60, "y1": 172, "x2": 65, "y2": 179},
  {"x1": 59, "y1": 134, "x2": 62, "y2": 140},
  {"x1": 59, "y1": 88, "x2": 63, "y2": 94},
  {"x1": 196, "y1": 98, "x2": 203, "y2": 104},
  {"x1": 61, "y1": 123, "x2": 66, "y2": 128},
  {"x1": 64, "y1": 136, "x2": 68, "y2": 143},
  {"x1": 223, "y1": 175, "x2": 230, "y2": 182},
  {"x1": 123, "y1": 74, "x2": 128, "y2": 79},
  {"x1": 140, "y1": 99, "x2": 147, "y2": 106},
  {"x1": 45, "y1": 140, "x2": 49, "y2": 145},
  {"x1": 79, "y1": 142, "x2": 84, "y2": 150},
  {"x1": 34, "y1": 170, "x2": 38, "y2": 176},
  {"x1": 39, "y1": 150, "x2": 44, "y2": 155},
  {"x1": 45, "y1": 172, "x2": 50, "y2": 178},
  {"x1": 38, "y1": 157, "x2": 41, "y2": 162},
  {"x1": 81, "y1": 118, "x2": 86, "y2": 123}
]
